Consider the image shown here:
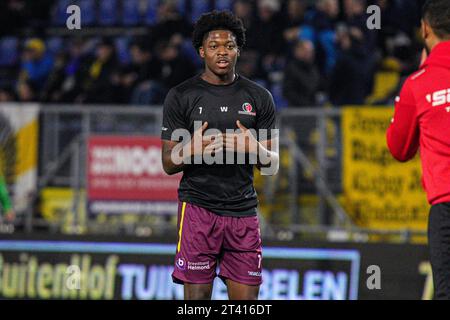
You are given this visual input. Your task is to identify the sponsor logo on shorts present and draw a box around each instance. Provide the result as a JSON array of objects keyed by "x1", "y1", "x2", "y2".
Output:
[
  {"x1": 176, "y1": 258, "x2": 186, "y2": 271},
  {"x1": 248, "y1": 271, "x2": 262, "y2": 277},
  {"x1": 188, "y1": 261, "x2": 210, "y2": 271}
]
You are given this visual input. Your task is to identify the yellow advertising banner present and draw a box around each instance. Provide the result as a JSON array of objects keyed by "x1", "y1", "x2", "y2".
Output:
[
  {"x1": 342, "y1": 107, "x2": 429, "y2": 231},
  {"x1": 0, "y1": 104, "x2": 39, "y2": 212}
]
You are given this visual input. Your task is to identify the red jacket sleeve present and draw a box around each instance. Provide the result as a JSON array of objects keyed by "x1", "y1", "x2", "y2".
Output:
[{"x1": 386, "y1": 78, "x2": 420, "y2": 162}]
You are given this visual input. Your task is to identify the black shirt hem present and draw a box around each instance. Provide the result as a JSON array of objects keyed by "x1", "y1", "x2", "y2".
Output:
[{"x1": 179, "y1": 196, "x2": 258, "y2": 217}]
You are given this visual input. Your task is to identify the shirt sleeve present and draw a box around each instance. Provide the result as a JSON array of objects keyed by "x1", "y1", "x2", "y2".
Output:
[
  {"x1": 256, "y1": 89, "x2": 277, "y2": 141},
  {"x1": 386, "y1": 78, "x2": 420, "y2": 162},
  {"x1": 161, "y1": 88, "x2": 186, "y2": 141}
]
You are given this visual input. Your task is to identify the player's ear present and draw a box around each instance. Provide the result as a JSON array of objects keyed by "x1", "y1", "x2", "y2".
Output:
[
  {"x1": 199, "y1": 46, "x2": 205, "y2": 59},
  {"x1": 421, "y1": 19, "x2": 430, "y2": 41},
  {"x1": 237, "y1": 48, "x2": 240, "y2": 57}
]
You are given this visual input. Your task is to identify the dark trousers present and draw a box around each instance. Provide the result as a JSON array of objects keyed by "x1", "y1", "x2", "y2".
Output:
[{"x1": 429, "y1": 203, "x2": 450, "y2": 299}]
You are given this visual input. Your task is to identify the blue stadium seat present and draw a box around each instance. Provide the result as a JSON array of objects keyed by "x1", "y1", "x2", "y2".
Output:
[
  {"x1": 122, "y1": 0, "x2": 141, "y2": 26},
  {"x1": 0, "y1": 37, "x2": 18, "y2": 66},
  {"x1": 144, "y1": 0, "x2": 159, "y2": 25},
  {"x1": 79, "y1": 0, "x2": 97, "y2": 26},
  {"x1": 215, "y1": 0, "x2": 233, "y2": 11},
  {"x1": 99, "y1": 0, "x2": 119, "y2": 26},
  {"x1": 115, "y1": 37, "x2": 131, "y2": 64},
  {"x1": 46, "y1": 37, "x2": 65, "y2": 55},
  {"x1": 52, "y1": 0, "x2": 73, "y2": 26},
  {"x1": 190, "y1": 0, "x2": 212, "y2": 24}
]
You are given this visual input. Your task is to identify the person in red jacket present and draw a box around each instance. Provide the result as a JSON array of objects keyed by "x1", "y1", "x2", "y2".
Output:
[{"x1": 386, "y1": 0, "x2": 450, "y2": 299}]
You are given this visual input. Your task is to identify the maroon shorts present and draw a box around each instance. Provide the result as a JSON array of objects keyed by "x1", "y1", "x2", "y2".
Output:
[{"x1": 172, "y1": 201, "x2": 263, "y2": 286}]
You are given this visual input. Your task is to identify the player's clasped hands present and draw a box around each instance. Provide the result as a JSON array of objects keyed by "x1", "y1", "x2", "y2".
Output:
[
  {"x1": 186, "y1": 121, "x2": 258, "y2": 159},
  {"x1": 223, "y1": 120, "x2": 258, "y2": 155},
  {"x1": 187, "y1": 122, "x2": 222, "y2": 157},
  {"x1": 204, "y1": 120, "x2": 258, "y2": 155}
]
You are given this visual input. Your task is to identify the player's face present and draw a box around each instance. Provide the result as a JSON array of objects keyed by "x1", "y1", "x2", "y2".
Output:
[{"x1": 200, "y1": 30, "x2": 239, "y2": 77}]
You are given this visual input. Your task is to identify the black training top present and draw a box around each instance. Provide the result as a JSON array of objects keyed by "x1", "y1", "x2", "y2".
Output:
[{"x1": 161, "y1": 74, "x2": 276, "y2": 216}]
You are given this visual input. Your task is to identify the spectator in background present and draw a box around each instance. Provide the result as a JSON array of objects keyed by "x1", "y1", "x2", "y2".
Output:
[
  {"x1": 377, "y1": 0, "x2": 408, "y2": 56},
  {"x1": 245, "y1": 0, "x2": 286, "y2": 85},
  {"x1": 344, "y1": 0, "x2": 377, "y2": 98},
  {"x1": 16, "y1": 80, "x2": 36, "y2": 102},
  {"x1": 54, "y1": 38, "x2": 93, "y2": 103},
  {"x1": 344, "y1": 0, "x2": 377, "y2": 54},
  {"x1": 234, "y1": 0, "x2": 266, "y2": 81},
  {"x1": 152, "y1": 0, "x2": 193, "y2": 44},
  {"x1": 234, "y1": 0, "x2": 256, "y2": 30},
  {"x1": 252, "y1": 0, "x2": 284, "y2": 54},
  {"x1": 302, "y1": 0, "x2": 340, "y2": 76},
  {"x1": 76, "y1": 38, "x2": 119, "y2": 104},
  {"x1": 283, "y1": 0, "x2": 306, "y2": 42},
  {"x1": 286, "y1": 0, "x2": 306, "y2": 27},
  {"x1": 19, "y1": 38, "x2": 54, "y2": 91},
  {"x1": 376, "y1": 0, "x2": 422, "y2": 77},
  {"x1": 0, "y1": 88, "x2": 15, "y2": 102},
  {"x1": 237, "y1": 50, "x2": 267, "y2": 86},
  {"x1": 119, "y1": 40, "x2": 163, "y2": 105},
  {"x1": 283, "y1": 40, "x2": 320, "y2": 107},
  {"x1": 329, "y1": 24, "x2": 371, "y2": 105},
  {"x1": 156, "y1": 40, "x2": 196, "y2": 94},
  {"x1": 41, "y1": 51, "x2": 68, "y2": 102}
]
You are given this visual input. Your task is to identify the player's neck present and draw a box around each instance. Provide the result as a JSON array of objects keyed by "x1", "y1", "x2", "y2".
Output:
[{"x1": 201, "y1": 70, "x2": 236, "y2": 86}]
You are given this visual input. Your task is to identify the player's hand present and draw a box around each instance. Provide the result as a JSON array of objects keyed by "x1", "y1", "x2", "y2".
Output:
[
  {"x1": 4, "y1": 210, "x2": 15, "y2": 223},
  {"x1": 185, "y1": 122, "x2": 223, "y2": 158},
  {"x1": 223, "y1": 121, "x2": 258, "y2": 155},
  {"x1": 184, "y1": 121, "x2": 208, "y2": 157},
  {"x1": 204, "y1": 133, "x2": 224, "y2": 156}
]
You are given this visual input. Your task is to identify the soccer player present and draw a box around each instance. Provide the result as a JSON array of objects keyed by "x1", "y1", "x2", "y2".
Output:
[
  {"x1": 386, "y1": 0, "x2": 450, "y2": 299},
  {"x1": 161, "y1": 11, "x2": 279, "y2": 300}
]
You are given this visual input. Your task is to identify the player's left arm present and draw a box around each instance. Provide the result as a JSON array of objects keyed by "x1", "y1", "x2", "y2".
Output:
[
  {"x1": 254, "y1": 136, "x2": 279, "y2": 176},
  {"x1": 386, "y1": 78, "x2": 420, "y2": 162},
  {"x1": 255, "y1": 90, "x2": 279, "y2": 175},
  {"x1": 225, "y1": 120, "x2": 279, "y2": 175}
]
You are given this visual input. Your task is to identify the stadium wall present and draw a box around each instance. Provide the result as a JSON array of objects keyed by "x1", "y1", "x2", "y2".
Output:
[{"x1": 0, "y1": 235, "x2": 431, "y2": 300}]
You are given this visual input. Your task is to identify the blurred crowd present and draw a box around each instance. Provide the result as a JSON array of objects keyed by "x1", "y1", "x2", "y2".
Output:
[{"x1": 0, "y1": 0, "x2": 426, "y2": 108}]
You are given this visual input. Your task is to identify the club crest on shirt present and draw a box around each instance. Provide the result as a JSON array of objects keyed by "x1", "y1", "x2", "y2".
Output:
[{"x1": 238, "y1": 102, "x2": 256, "y2": 116}]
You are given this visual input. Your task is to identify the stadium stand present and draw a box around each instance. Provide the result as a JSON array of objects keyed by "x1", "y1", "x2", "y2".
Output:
[{"x1": 0, "y1": 0, "x2": 425, "y2": 107}]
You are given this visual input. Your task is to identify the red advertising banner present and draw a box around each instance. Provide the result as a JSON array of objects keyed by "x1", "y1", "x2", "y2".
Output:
[{"x1": 87, "y1": 136, "x2": 180, "y2": 203}]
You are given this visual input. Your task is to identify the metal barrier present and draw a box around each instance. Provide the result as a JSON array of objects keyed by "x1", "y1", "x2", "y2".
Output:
[{"x1": 6, "y1": 104, "x2": 426, "y2": 242}]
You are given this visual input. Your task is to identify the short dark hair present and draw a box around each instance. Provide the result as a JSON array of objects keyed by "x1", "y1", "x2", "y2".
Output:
[
  {"x1": 422, "y1": 0, "x2": 450, "y2": 39},
  {"x1": 192, "y1": 10, "x2": 246, "y2": 53}
]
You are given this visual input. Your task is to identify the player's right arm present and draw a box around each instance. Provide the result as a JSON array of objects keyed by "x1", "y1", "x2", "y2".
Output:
[
  {"x1": 161, "y1": 88, "x2": 189, "y2": 175},
  {"x1": 162, "y1": 140, "x2": 185, "y2": 175},
  {"x1": 161, "y1": 89, "x2": 221, "y2": 175},
  {"x1": 161, "y1": 122, "x2": 216, "y2": 175},
  {"x1": 386, "y1": 78, "x2": 420, "y2": 162}
]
